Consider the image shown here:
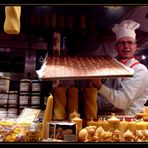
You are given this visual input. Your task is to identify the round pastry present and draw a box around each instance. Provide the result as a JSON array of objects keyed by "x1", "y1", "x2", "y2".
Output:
[
  {"x1": 78, "y1": 128, "x2": 88, "y2": 142},
  {"x1": 101, "y1": 130, "x2": 113, "y2": 142},
  {"x1": 123, "y1": 130, "x2": 134, "y2": 142}
]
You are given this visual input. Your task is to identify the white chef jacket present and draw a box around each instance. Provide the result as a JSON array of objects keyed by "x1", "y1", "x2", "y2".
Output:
[{"x1": 98, "y1": 58, "x2": 148, "y2": 115}]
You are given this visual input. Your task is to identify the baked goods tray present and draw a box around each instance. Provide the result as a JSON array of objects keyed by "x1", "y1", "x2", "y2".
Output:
[{"x1": 36, "y1": 55, "x2": 134, "y2": 80}]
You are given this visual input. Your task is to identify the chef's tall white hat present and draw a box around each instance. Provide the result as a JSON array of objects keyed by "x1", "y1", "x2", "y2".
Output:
[{"x1": 112, "y1": 19, "x2": 140, "y2": 42}]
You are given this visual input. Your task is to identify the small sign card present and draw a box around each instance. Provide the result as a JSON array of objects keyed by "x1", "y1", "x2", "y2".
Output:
[{"x1": 17, "y1": 108, "x2": 40, "y2": 124}]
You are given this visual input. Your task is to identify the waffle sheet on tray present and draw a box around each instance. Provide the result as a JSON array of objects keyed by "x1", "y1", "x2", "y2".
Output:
[{"x1": 36, "y1": 55, "x2": 134, "y2": 80}]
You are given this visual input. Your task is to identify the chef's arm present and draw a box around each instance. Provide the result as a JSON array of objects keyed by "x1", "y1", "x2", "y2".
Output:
[{"x1": 90, "y1": 78, "x2": 132, "y2": 109}]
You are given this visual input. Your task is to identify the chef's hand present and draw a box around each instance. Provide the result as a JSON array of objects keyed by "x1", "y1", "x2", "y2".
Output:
[{"x1": 90, "y1": 79, "x2": 102, "y2": 90}]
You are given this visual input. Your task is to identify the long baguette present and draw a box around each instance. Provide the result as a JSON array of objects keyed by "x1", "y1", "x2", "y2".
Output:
[
  {"x1": 4, "y1": 6, "x2": 21, "y2": 34},
  {"x1": 41, "y1": 94, "x2": 53, "y2": 139}
]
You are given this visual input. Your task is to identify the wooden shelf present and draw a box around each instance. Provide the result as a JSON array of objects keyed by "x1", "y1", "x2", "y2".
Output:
[{"x1": 0, "y1": 40, "x2": 48, "y2": 50}]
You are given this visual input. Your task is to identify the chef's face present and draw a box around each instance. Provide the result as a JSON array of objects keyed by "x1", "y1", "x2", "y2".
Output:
[{"x1": 115, "y1": 37, "x2": 137, "y2": 59}]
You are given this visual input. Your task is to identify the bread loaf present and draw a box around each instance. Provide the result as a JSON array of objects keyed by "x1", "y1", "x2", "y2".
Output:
[
  {"x1": 83, "y1": 88, "x2": 98, "y2": 120},
  {"x1": 67, "y1": 87, "x2": 79, "y2": 116},
  {"x1": 4, "y1": 6, "x2": 21, "y2": 34},
  {"x1": 53, "y1": 86, "x2": 66, "y2": 120},
  {"x1": 41, "y1": 94, "x2": 53, "y2": 139}
]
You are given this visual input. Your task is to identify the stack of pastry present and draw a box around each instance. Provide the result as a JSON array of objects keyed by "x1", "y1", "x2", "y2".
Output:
[
  {"x1": 71, "y1": 115, "x2": 82, "y2": 135},
  {"x1": 69, "y1": 110, "x2": 80, "y2": 121},
  {"x1": 53, "y1": 86, "x2": 67, "y2": 120},
  {"x1": 83, "y1": 88, "x2": 98, "y2": 120},
  {"x1": 67, "y1": 87, "x2": 79, "y2": 118},
  {"x1": 107, "y1": 114, "x2": 120, "y2": 132},
  {"x1": 119, "y1": 118, "x2": 129, "y2": 138}
]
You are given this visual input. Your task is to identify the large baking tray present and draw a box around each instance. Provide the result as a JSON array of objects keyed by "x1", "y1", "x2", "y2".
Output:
[{"x1": 36, "y1": 55, "x2": 134, "y2": 80}]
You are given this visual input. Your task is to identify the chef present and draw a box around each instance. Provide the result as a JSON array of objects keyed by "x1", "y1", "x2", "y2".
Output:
[{"x1": 91, "y1": 19, "x2": 148, "y2": 116}]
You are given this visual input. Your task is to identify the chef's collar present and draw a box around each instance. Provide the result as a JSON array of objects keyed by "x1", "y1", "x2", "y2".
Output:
[{"x1": 117, "y1": 57, "x2": 134, "y2": 65}]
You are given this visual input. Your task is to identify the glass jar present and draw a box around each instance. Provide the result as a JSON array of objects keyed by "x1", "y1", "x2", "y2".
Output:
[
  {"x1": 26, "y1": 123, "x2": 41, "y2": 142},
  {"x1": 0, "y1": 76, "x2": 10, "y2": 92},
  {"x1": 8, "y1": 91, "x2": 18, "y2": 107},
  {"x1": 0, "y1": 92, "x2": 8, "y2": 105},
  {"x1": 32, "y1": 80, "x2": 41, "y2": 92},
  {"x1": 19, "y1": 92, "x2": 31, "y2": 106},
  {"x1": 31, "y1": 93, "x2": 41, "y2": 106},
  {"x1": 20, "y1": 79, "x2": 31, "y2": 92}
]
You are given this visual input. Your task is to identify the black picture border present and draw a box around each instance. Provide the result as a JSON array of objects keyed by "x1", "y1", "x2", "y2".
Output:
[{"x1": 0, "y1": 0, "x2": 148, "y2": 5}]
